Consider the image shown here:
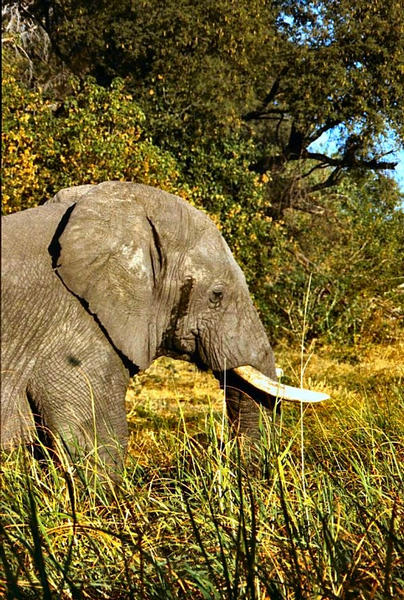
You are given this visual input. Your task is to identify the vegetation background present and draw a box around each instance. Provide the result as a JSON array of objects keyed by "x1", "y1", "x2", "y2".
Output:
[{"x1": 1, "y1": 1, "x2": 403, "y2": 598}]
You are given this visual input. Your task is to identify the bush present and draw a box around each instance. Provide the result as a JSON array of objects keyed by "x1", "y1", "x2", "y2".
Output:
[
  {"x1": 261, "y1": 174, "x2": 404, "y2": 345},
  {"x1": 2, "y1": 61, "x2": 184, "y2": 213}
]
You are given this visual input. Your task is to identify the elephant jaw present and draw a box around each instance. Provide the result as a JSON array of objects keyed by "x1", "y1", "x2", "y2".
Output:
[{"x1": 233, "y1": 365, "x2": 329, "y2": 403}]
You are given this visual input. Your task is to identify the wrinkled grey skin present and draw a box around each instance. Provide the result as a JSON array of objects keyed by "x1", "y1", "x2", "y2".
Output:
[{"x1": 1, "y1": 182, "x2": 277, "y2": 469}]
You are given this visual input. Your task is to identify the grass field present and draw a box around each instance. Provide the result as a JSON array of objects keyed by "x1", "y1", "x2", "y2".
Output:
[{"x1": 1, "y1": 342, "x2": 403, "y2": 599}]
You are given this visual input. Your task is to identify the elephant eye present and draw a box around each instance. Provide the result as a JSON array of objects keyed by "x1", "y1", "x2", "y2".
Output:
[{"x1": 209, "y1": 286, "x2": 224, "y2": 308}]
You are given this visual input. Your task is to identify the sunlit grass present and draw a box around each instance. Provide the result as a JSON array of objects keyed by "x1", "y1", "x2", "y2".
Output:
[{"x1": 1, "y1": 344, "x2": 403, "y2": 599}]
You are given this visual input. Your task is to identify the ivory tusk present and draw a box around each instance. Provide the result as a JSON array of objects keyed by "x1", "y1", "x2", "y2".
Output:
[{"x1": 233, "y1": 365, "x2": 329, "y2": 403}]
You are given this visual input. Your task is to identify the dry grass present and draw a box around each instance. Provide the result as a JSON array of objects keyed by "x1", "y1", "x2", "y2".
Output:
[
  {"x1": 1, "y1": 342, "x2": 403, "y2": 599},
  {"x1": 126, "y1": 341, "x2": 403, "y2": 462}
]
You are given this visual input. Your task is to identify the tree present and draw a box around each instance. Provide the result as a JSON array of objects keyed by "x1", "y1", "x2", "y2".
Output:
[
  {"x1": 263, "y1": 172, "x2": 404, "y2": 344},
  {"x1": 9, "y1": 0, "x2": 403, "y2": 216},
  {"x1": 245, "y1": 0, "x2": 404, "y2": 216}
]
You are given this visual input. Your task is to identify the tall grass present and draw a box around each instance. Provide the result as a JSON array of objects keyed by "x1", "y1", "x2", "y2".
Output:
[{"x1": 1, "y1": 347, "x2": 403, "y2": 599}]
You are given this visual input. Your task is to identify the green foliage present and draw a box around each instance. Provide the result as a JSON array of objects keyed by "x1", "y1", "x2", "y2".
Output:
[
  {"x1": 261, "y1": 173, "x2": 404, "y2": 344},
  {"x1": 19, "y1": 0, "x2": 276, "y2": 136},
  {"x1": 19, "y1": 0, "x2": 404, "y2": 208},
  {"x1": 2, "y1": 59, "x2": 183, "y2": 213}
]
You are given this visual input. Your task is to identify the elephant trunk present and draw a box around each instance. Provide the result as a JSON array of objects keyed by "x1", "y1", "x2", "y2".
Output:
[
  {"x1": 215, "y1": 339, "x2": 329, "y2": 438},
  {"x1": 222, "y1": 366, "x2": 328, "y2": 438}
]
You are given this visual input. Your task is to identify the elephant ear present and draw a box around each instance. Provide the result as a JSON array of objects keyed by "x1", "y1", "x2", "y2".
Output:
[
  {"x1": 55, "y1": 186, "x2": 163, "y2": 370},
  {"x1": 46, "y1": 184, "x2": 96, "y2": 205}
]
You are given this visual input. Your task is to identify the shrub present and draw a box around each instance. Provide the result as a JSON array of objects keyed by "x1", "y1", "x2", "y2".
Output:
[{"x1": 2, "y1": 61, "x2": 183, "y2": 213}]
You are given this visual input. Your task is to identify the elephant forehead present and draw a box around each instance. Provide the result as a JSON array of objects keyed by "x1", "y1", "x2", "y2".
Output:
[{"x1": 186, "y1": 233, "x2": 246, "y2": 282}]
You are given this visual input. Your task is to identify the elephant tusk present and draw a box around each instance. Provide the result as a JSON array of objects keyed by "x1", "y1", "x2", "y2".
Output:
[{"x1": 233, "y1": 365, "x2": 329, "y2": 403}]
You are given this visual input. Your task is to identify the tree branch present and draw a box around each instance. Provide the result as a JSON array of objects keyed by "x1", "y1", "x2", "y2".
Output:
[
  {"x1": 299, "y1": 162, "x2": 329, "y2": 180},
  {"x1": 303, "y1": 150, "x2": 398, "y2": 171},
  {"x1": 285, "y1": 122, "x2": 305, "y2": 160},
  {"x1": 308, "y1": 166, "x2": 344, "y2": 193},
  {"x1": 242, "y1": 67, "x2": 288, "y2": 121},
  {"x1": 307, "y1": 120, "x2": 342, "y2": 145},
  {"x1": 243, "y1": 108, "x2": 286, "y2": 120}
]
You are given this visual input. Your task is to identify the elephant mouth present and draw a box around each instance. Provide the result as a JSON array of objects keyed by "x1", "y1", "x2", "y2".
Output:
[{"x1": 229, "y1": 365, "x2": 329, "y2": 403}]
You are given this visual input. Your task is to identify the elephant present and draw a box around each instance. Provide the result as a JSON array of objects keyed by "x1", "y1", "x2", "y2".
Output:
[{"x1": 1, "y1": 182, "x2": 328, "y2": 470}]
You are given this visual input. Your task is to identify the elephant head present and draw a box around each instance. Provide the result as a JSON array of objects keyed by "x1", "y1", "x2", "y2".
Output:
[{"x1": 52, "y1": 182, "x2": 328, "y2": 437}]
